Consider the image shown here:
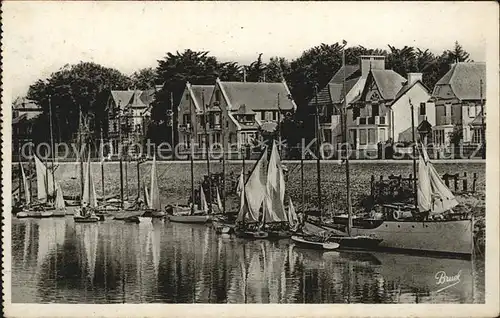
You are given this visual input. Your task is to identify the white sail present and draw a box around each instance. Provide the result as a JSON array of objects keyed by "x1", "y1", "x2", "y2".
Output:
[
  {"x1": 82, "y1": 154, "x2": 98, "y2": 208},
  {"x1": 418, "y1": 145, "x2": 459, "y2": 215},
  {"x1": 428, "y1": 161, "x2": 459, "y2": 214},
  {"x1": 20, "y1": 162, "x2": 31, "y2": 205},
  {"x1": 34, "y1": 155, "x2": 54, "y2": 202},
  {"x1": 54, "y1": 182, "x2": 66, "y2": 210},
  {"x1": 149, "y1": 155, "x2": 161, "y2": 210},
  {"x1": 200, "y1": 186, "x2": 208, "y2": 213},
  {"x1": 288, "y1": 197, "x2": 298, "y2": 228},
  {"x1": 264, "y1": 141, "x2": 287, "y2": 223},
  {"x1": 236, "y1": 148, "x2": 268, "y2": 223},
  {"x1": 417, "y1": 155, "x2": 432, "y2": 212},
  {"x1": 216, "y1": 187, "x2": 223, "y2": 212}
]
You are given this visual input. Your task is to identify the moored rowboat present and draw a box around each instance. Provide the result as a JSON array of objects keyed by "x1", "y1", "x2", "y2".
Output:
[{"x1": 291, "y1": 235, "x2": 340, "y2": 250}]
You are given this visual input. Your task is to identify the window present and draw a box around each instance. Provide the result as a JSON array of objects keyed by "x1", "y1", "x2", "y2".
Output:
[
  {"x1": 379, "y1": 116, "x2": 386, "y2": 125},
  {"x1": 434, "y1": 130, "x2": 445, "y2": 145},
  {"x1": 379, "y1": 128, "x2": 386, "y2": 142},
  {"x1": 215, "y1": 90, "x2": 221, "y2": 102},
  {"x1": 272, "y1": 111, "x2": 277, "y2": 121},
  {"x1": 185, "y1": 93, "x2": 189, "y2": 101},
  {"x1": 359, "y1": 129, "x2": 367, "y2": 145},
  {"x1": 372, "y1": 104, "x2": 379, "y2": 117},
  {"x1": 260, "y1": 111, "x2": 265, "y2": 120},
  {"x1": 443, "y1": 105, "x2": 447, "y2": 117},
  {"x1": 353, "y1": 107, "x2": 360, "y2": 120},
  {"x1": 183, "y1": 114, "x2": 190, "y2": 125},
  {"x1": 469, "y1": 105, "x2": 476, "y2": 118},
  {"x1": 419, "y1": 102, "x2": 426, "y2": 116},
  {"x1": 360, "y1": 117, "x2": 366, "y2": 125},
  {"x1": 368, "y1": 128, "x2": 376, "y2": 144},
  {"x1": 472, "y1": 128, "x2": 483, "y2": 144}
]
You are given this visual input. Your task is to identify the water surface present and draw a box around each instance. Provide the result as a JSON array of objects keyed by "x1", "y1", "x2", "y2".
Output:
[{"x1": 11, "y1": 217, "x2": 484, "y2": 303}]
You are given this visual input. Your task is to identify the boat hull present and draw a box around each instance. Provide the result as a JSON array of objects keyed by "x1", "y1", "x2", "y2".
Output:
[
  {"x1": 168, "y1": 214, "x2": 210, "y2": 224},
  {"x1": 291, "y1": 235, "x2": 339, "y2": 250},
  {"x1": 235, "y1": 230, "x2": 269, "y2": 239},
  {"x1": 74, "y1": 216, "x2": 100, "y2": 223},
  {"x1": 350, "y1": 219, "x2": 473, "y2": 256}
]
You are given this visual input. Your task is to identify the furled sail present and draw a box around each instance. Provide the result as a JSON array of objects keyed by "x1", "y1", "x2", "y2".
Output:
[
  {"x1": 20, "y1": 162, "x2": 31, "y2": 205},
  {"x1": 54, "y1": 182, "x2": 66, "y2": 210},
  {"x1": 288, "y1": 197, "x2": 298, "y2": 228},
  {"x1": 200, "y1": 185, "x2": 208, "y2": 213},
  {"x1": 216, "y1": 187, "x2": 223, "y2": 212},
  {"x1": 144, "y1": 182, "x2": 151, "y2": 207},
  {"x1": 236, "y1": 148, "x2": 268, "y2": 223},
  {"x1": 236, "y1": 170, "x2": 245, "y2": 195},
  {"x1": 263, "y1": 141, "x2": 287, "y2": 223},
  {"x1": 82, "y1": 154, "x2": 98, "y2": 208},
  {"x1": 149, "y1": 155, "x2": 161, "y2": 210}
]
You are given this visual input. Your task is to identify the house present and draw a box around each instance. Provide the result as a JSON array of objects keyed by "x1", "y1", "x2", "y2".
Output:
[
  {"x1": 430, "y1": 62, "x2": 486, "y2": 146},
  {"x1": 206, "y1": 78, "x2": 297, "y2": 150},
  {"x1": 106, "y1": 88, "x2": 156, "y2": 155},
  {"x1": 310, "y1": 55, "x2": 435, "y2": 151},
  {"x1": 177, "y1": 83, "x2": 215, "y2": 150},
  {"x1": 347, "y1": 56, "x2": 434, "y2": 150},
  {"x1": 12, "y1": 97, "x2": 43, "y2": 156}
]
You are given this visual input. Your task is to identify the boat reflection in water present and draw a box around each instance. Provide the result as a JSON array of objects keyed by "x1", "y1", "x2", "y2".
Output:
[{"x1": 11, "y1": 218, "x2": 484, "y2": 303}]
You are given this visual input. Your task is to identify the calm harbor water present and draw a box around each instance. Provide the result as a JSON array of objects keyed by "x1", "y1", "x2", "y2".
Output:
[{"x1": 11, "y1": 216, "x2": 484, "y2": 304}]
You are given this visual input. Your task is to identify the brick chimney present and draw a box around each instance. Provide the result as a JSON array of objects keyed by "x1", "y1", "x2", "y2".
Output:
[
  {"x1": 407, "y1": 73, "x2": 423, "y2": 86},
  {"x1": 360, "y1": 55, "x2": 385, "y2": 78}
]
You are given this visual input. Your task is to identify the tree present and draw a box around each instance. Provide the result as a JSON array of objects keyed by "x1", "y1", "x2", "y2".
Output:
[
  {"x1": 246, "y1": 53, "x2": 267, "y2": 82},
  {"x1": 26, "y1": 62, "x2": 131, "y2": 145},
  {"x1": 445, "y1": 41, "x2": 471, "y2": 63},
  {"x1": 130, "y1": 67, "x2": 157, "y2": 90},
  {"x1": 266, "y1": 57, "x2": 291, "y2": 82}
]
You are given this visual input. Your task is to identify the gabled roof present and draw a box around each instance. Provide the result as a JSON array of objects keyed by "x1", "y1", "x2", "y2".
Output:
[
  {"x1": 110, "y1": 91, "x2": 134, "y2": 109},
  {"x1": 12, "y1": 97, "x2": 41, "y2": 110},
  {"x1": 433, "y1": 62, "x2": 486, "y2": 100},
  {"x1": 234, "y1": 104, "x2": 256, "y2": 115},
  {"x1": 218, "y1": 81, "x2": 296, "y2": 111},
  {"x1": 308, "y1": 65, "x2": 362, "y2": 107},
  {"x1": 189, "y1": 85, "x2": 214, "y2": 111},
  {"x1": 370, "y1": 69, "x2": 406, "y2": 100},
  {"x1": 390, "y1": 80, "x2": 431, "y2": 106}
]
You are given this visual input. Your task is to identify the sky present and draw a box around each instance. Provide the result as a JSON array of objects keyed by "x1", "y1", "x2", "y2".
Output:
[{"x1": 2, "y1": 1, "x2": 495, "y2": 100}]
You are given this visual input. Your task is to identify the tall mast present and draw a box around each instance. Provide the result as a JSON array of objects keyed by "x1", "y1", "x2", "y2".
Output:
[
  {"x1": 118, "y1": 103, "x2": 124, "y2": 209},
  {"x1": 314, "y1": 84, "x2": 322, "y2": 220},
  {"x1": 79, "y1": 104, "x2": 84, "y2": 199},
  {"x1": 342, "y1": 41, "x2": 353, "y2": 236},
  {"x1": 48, "y1": 94, "x2": 56, "y2": 197},
  {"x1": 170, "y1": 91, "x2": 175, "y2": 160},
  {"x1": 410, "y1": 98, "x2": 418, "y2": 209},
  {"x1": 277, "y1": 93, "x2": 282, "y2": 158},
  {"x1": 221, "y1": 108, "x2": 226, "y2": 213},
  {"x1": 202, "y1": 90, "x2": 212, "y2": 213},
  {"x1": 301, "y1": 149, "x2": 305, "y2": 209},
  {"x1": 100, "y1": 127, "x2": 105, "y2": 200},
  {"x1": 189, "y1": 89, "x2": 195, "y2": 214},
  {"x1": 480, "y1": 79, "x2": 485, "y2": 159}
]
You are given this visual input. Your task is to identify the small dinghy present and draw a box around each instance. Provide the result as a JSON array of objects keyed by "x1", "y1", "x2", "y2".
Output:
[
  {"x1": 291, "y1": 235, "x2": 340, "y2": 250},
  {"x1": 124, "y1": 216, "x2": 140, "y2": 224}
]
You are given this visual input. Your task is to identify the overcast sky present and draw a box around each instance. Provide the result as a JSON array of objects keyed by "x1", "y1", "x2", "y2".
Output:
[{"x1": 2, "y1": 1, "x2": 495, "y2": 100}]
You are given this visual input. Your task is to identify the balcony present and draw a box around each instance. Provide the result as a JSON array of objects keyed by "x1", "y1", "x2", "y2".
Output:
[{"x1": 354, "y1": 115, "x2": 387, "y2": 126}]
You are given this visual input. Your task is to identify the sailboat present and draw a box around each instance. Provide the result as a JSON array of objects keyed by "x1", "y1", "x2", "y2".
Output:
[
  {"x1": 52, "y1": 181, "x2": 67, "y2": 217},
  {"x1": 167, "y1": 96, "x2": 210, "y2": 224},
  {"x1": 74, "y1": 153, "x2": 100, "y2": 222},
  {"x1": 142, "y1": 155, "x2": 166, "y2": 218},
  {"x1": 262, "y1": 140, "x2": 292, "y2": 238},
  {"x1": 334, "y1": 92, "x2": 472, "y2": 257}
]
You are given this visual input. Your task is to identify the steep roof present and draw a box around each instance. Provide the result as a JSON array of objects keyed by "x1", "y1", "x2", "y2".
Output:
[
  {"x1": 434, "y1": 62, "x2": 486, "y2": 100},
  {"x1": 390, "y1": 80, "x2": 431, "y2": 106},
  {"x1": 190, "y1": 85, "x2": 214, "y2": 110},
  {"x1": 219, "y1": 81, "x2": 296, "y2": 111},
  {"x1": 470, "y1": 109, "x2": 485, "y2": 126},
  {"x1": 308, "y1": 65, "x2": 361, "y2": 107},
  {"x1": 234, "y1": 104, "x2": 256, "y2": 115},
  {"x1": 110, "y1": 91, "x2": 134, "y2": 109},
  {"x1": 370, "y1": 69, "x2": 407, "y2": 100},
  {"x1": 12, "y1": 97, "x2": 41, "y2": 110}
]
